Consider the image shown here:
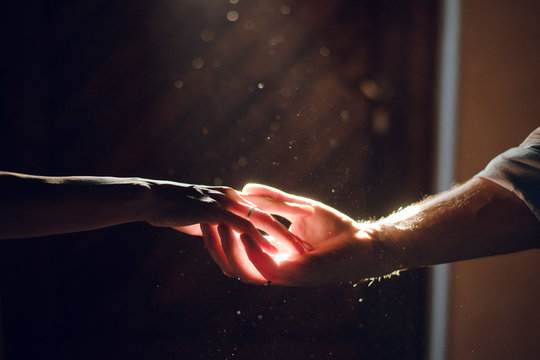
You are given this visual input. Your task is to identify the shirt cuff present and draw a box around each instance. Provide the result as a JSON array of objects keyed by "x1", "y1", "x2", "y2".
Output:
[{"x1": 476, "y1": 145, "x2": 540, "y2": 220}]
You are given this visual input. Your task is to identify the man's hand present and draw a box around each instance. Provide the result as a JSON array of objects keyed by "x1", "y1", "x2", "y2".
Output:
[{"x1": 204, "y1": 179, "x2": 540, "y2": 287}]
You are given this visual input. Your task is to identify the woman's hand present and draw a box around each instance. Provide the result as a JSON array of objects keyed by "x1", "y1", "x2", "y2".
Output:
[
  {"x1": 0, "y1": 172, "x2": 307, "y2": 253},
  {"x1": 146, "y1": 181, "x2": 311, "y2": 255}
]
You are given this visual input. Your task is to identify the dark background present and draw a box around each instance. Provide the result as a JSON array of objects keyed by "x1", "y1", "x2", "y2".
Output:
[{"x1": 0, "y1": 0, "x2": 437, "y2": 359}]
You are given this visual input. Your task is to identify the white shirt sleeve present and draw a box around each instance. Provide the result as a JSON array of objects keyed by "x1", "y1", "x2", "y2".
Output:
[{"x1": 475, "y1": 127, "x2": 540, "y2": 220}]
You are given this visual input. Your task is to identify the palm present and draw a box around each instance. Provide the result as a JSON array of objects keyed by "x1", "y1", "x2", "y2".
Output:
[
  {"x1": 243, "y1": 184, "x2": 358, "y2": 253},
  {"x1": 288, "y1": 202, "x2": 357, "y2": 248}
]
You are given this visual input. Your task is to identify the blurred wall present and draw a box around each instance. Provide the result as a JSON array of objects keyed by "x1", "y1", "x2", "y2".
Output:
[
  {"x1": 449, "y1": 0, "x2": 540, "y2": 359},
  {"x1": 0, "y1": 1, "x2": 436, "y2": 359}
]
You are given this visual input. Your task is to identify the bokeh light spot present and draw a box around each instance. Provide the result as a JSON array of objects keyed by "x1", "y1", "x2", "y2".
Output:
[
  {"x1": 192, "y1": 57, "x2": 204, "y2": 69},
  {"x1": 372, "y1": 108, "x2": 391, "y2": 134},
  {"x1": 244, "y1": 20, "x2": 255, "y2": 30},
  {"x1": 238, "y1": 156, "x2": 248, "y2": 167},
  {"x1": 227, "y1": 10, "x2": 239, "y2": 22},
  {"x1": 319, "y1": 46, "x2": 330, "y2": 56},
  {"x1": 359, "y1": 79, "x2": 380, "y2": 100},
  {"x1": 200, "y1": 28, "x2": 215, "y2": 42}
]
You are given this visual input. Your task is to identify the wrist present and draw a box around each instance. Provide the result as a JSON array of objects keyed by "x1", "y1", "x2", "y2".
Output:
[
  {"x1": 349, "y1": 221, "x2": 396, "y2": 279},
  {"x1": 138, "y1": 179, "x2": 197, "y2": 227},
  {"x1": 354, "y1": 221, "x2": 416, "y2": 277},
  {"x1": 372, "y1": 220, "x2": 428, "y2": 273},
  {"x1": 103, "y1": 177, "x2": 154, "y2": 224},
  {"x1": 129, "y1": 178, "x2": 165, "y2": 224}
]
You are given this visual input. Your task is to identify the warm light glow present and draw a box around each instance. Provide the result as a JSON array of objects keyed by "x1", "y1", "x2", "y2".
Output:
[
  {"x1": 262, "y1": 235, "x2": 294, "y2": 264},
  {"x1": 380, "y1": 204, "x2": 422, "y2": 230},
  {"x1": 271, "y1": 252, "x2": 292, "y2": 264}
]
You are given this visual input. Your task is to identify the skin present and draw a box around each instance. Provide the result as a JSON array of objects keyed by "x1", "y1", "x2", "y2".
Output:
[
  {"x1": 203, "y1": 178, "x2": 540, "y2": 286},
  {"x1": 3, "y1": 172, "x2": 537, "y2": 286},
  {"x1": 0, "y1": 172, "x2": 307, "y2": 253}
]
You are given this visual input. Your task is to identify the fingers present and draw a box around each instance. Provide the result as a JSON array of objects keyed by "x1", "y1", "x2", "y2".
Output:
[
  {"x1": 206, "y1": 227, "x2": 317, "y2": 286},
  {"x1": 242, "y1": 206, "x2": 307, "y2": 255},
  {"x1": 241, "y1": 235, "x2": 326, "y2": 287},
  {"x1": 205, "y1": 186, "x2": 309, "y2": 255},
  {"x1": 213, "y1": 184, "x2": 313, "y2": 215},
  {"x1": 240, "y1": 233, "x2": 282, "y2": 283},
  {"x1": 292, "y1": 232, "x2": 315, "y2": 252},
  {"x1": 201, "y1": 223, "x2": 269, "y2": 284},
  {"x1": 215, "y1": 192, "x2": 304, "y2": 254},
  {"x1": 242, "y1": 183, "x2": 313, "y2": 206},
  {"x1": 216, "y1": 187, "x2": 253, "y2": 206},
  {"x1": 215, "y1": 209, "x2": 278, "y2": 254},
  {"x1": 173, "y1": 224, "x2": 203, "y2": 236},
  {"x1": 218, "y1": 225, "x2": 267, "y2": 284},
  {"x1": 241, "y1": 194, "x2": 314, "y2": 217},
  {"x1": 201, "y1": 223, "x2": 235, "y2": 277}
]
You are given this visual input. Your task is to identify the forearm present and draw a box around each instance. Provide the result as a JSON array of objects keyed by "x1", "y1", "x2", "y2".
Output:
[
  {"x1": 0, "y1": 172, "x2": 151, "y2": 239},
  {"x1": 374, "y1": 177, "x2": 540, "y2": 273}
]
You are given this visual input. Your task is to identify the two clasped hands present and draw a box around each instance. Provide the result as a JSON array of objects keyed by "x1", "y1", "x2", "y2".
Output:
[
  {"x1": 2, "y1": 171, "x2": 537, "y2": 286},
  {"x1": 175, "y1": 183, "x2": 382, "y2": 286},
  {"x1": 0, "y1": 172, "x2": 385, "y2": 286}
]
